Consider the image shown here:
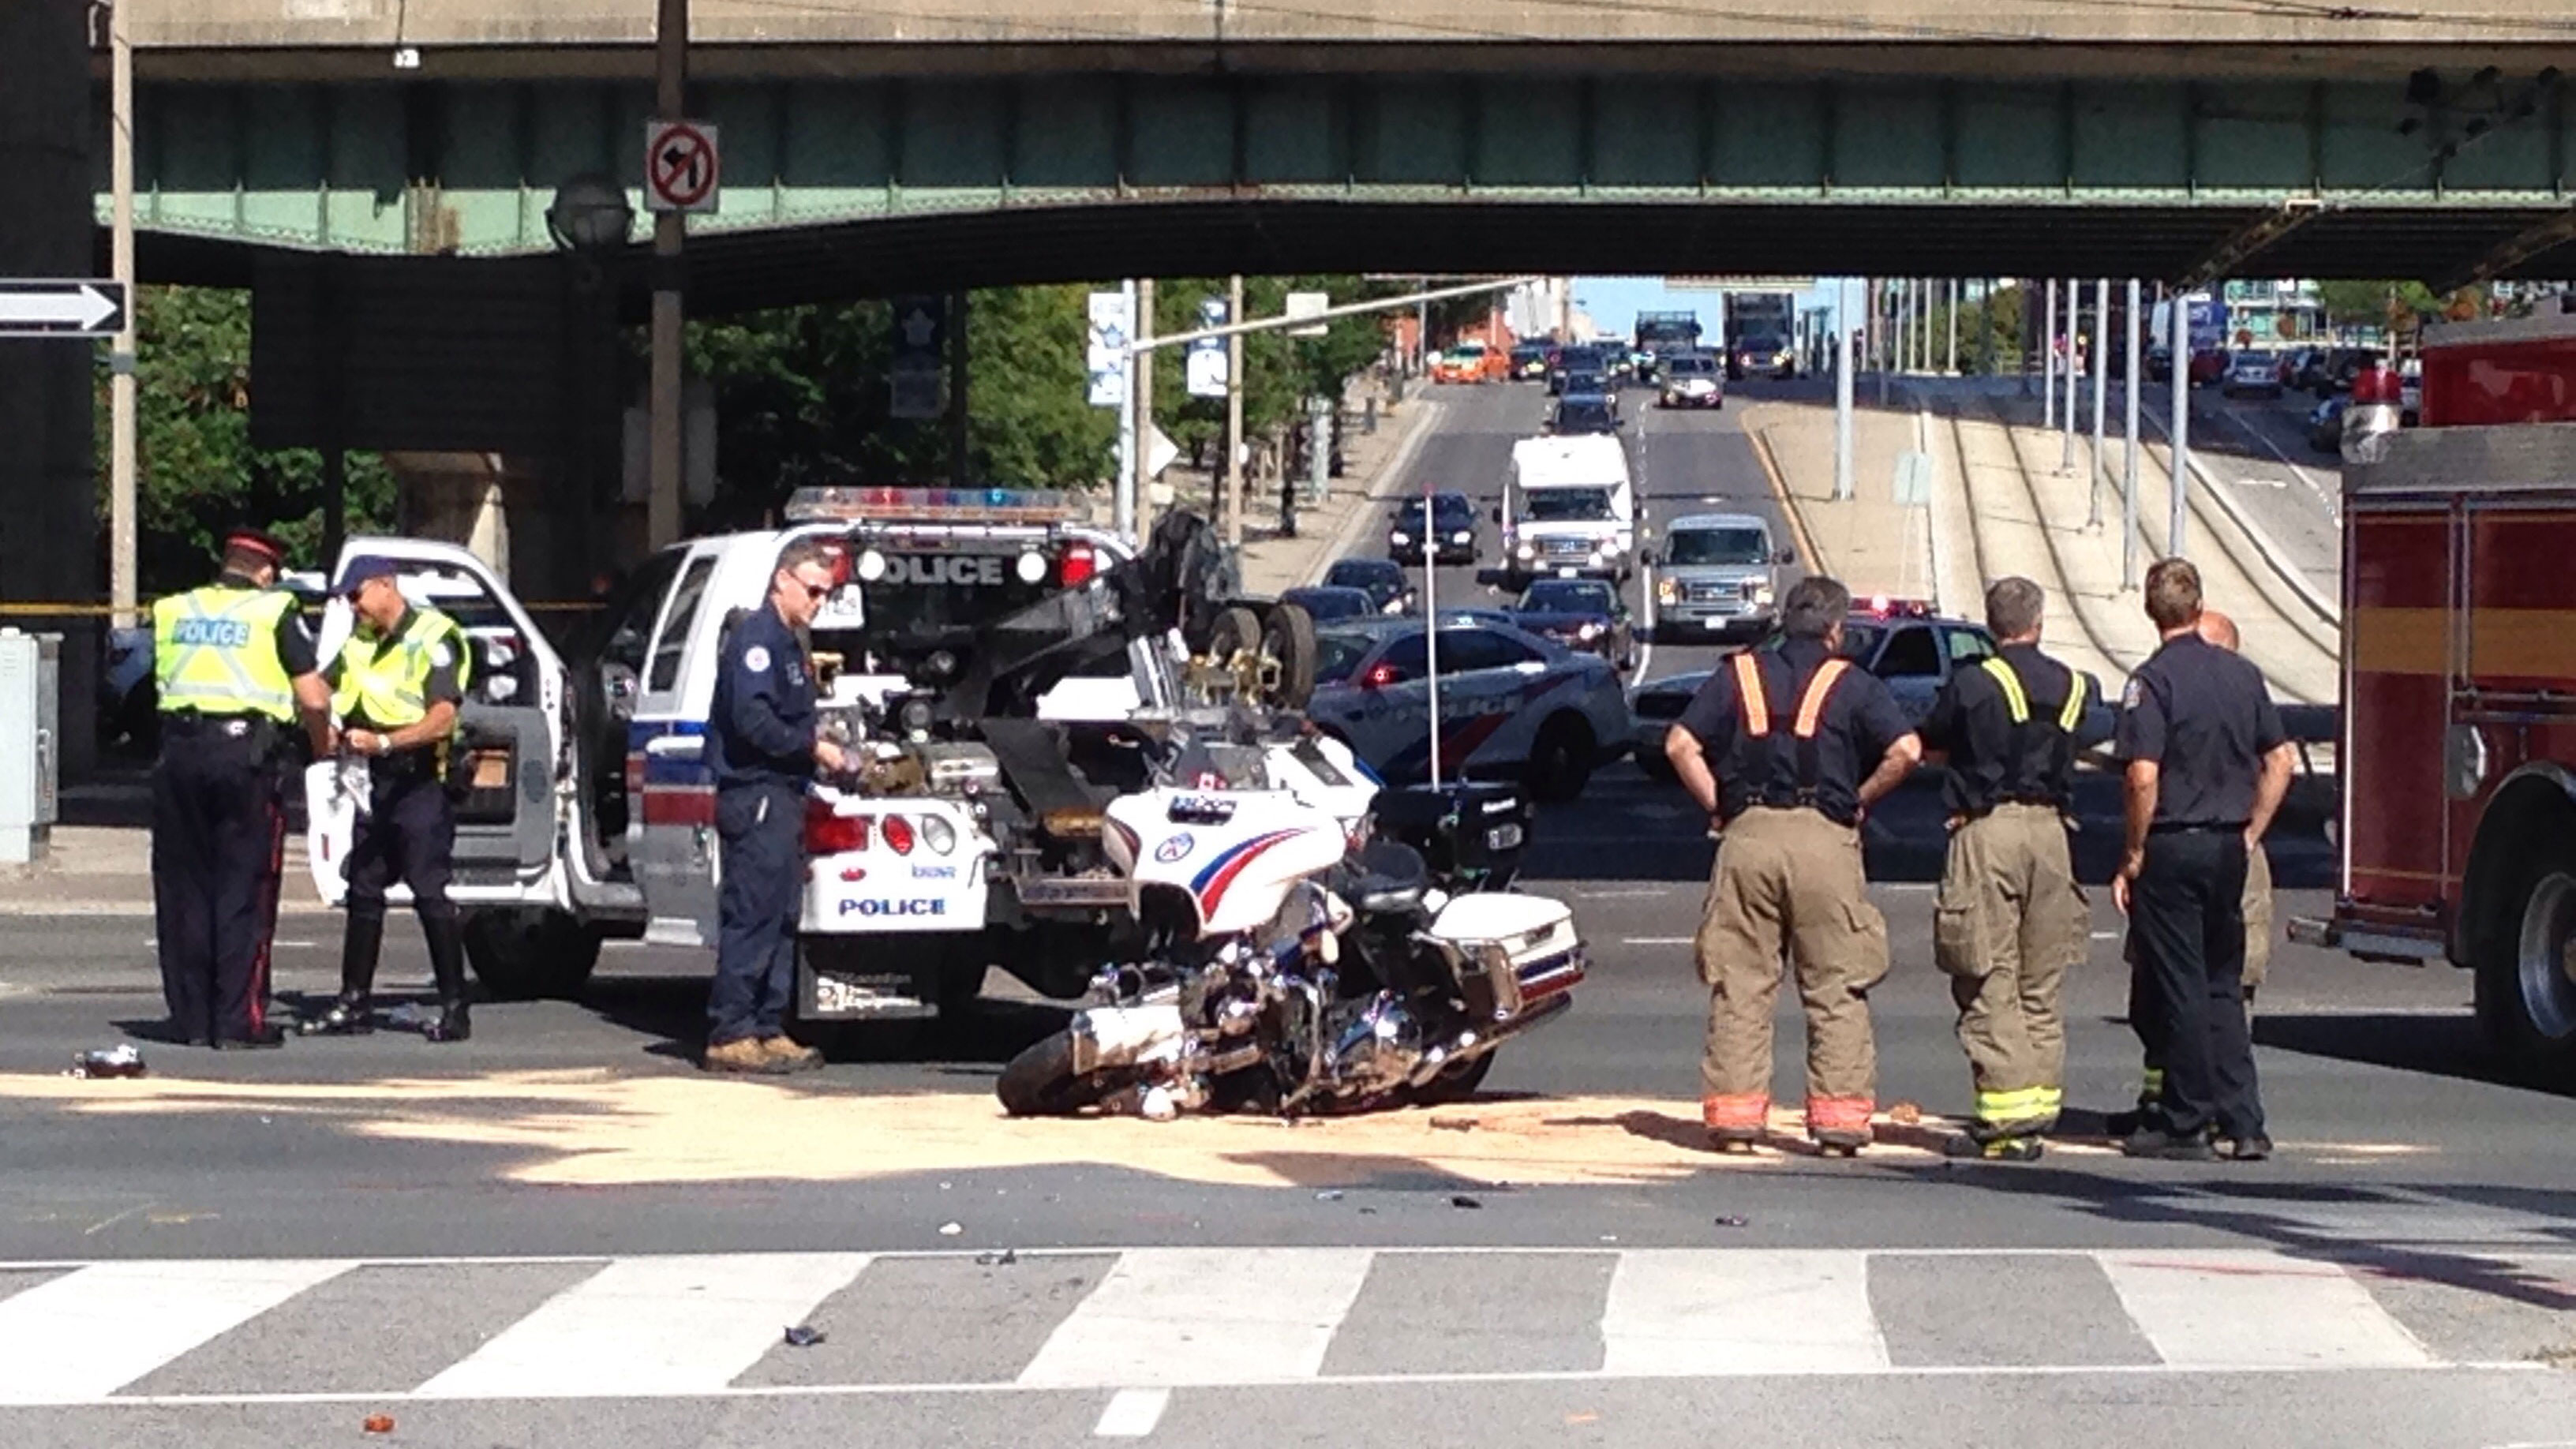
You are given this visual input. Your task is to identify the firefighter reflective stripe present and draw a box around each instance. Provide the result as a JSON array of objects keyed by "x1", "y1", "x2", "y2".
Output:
[
  {"x1": 332, "y1": 608, "x2": 470, "y2": 728},
  {"x1": 1805, "y1": 1094, "x2": 1874, "y2": 1134},
  {"x1": 2136, "y1": 1065, "x2": 2165, "y2": 1108},
  {"x1": 1731, "y1": 653, "x2": 1770, "y2": 737},
  {"x1": 152, "y1": 586, "x2": 296, "y2": 722},
  {"x1": 1979, "y1": 657, "x2": 2031, "y2": 723},
  {"x1": 2057, "y1": 672, "x2": 2087, "y2": 733},
  {"x1": 1792, "y1": 659, "x2": 1851, "y2": 739},
  {"x1": 1974, "y1": 1084, "x2": 2063, "y2": 1129},
  {"x1": 1702, "y1": 1092, "x2": 1769, "y2": 1133}
]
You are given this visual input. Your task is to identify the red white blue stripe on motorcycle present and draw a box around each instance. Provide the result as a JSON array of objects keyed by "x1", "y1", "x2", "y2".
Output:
[
  {"x1": 1189, "y1": 828, "x2": 1309, "y2": 917},
  {"x1": 1515, "y1": 946, "x2": 1587, "y2": 1007}
]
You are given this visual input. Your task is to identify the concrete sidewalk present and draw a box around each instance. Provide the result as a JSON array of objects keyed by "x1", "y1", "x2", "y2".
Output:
[
  {"x1": 1738, "y1": 395, "x2": 1931, "y2": 605},
  {"x1": 1230, "y1": 382, "x2": 1444, "y2": 597}
]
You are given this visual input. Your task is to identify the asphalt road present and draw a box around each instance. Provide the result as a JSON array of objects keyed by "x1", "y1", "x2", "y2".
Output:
[{"x1": 5, "y1": 380, "x2": 2570, "y2": 1447}]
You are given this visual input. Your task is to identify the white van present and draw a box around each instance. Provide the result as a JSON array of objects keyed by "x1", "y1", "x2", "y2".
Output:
[{"x1": 1500, "y1": 434, "x2": 1635, "y2": 584}]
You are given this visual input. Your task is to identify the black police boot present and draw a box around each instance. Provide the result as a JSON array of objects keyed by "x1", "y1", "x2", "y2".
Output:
[
  {"x1": 421, "y1": 909, "x2": 472, "y2": 1044},
  {"x1": 303, "y1": 911, "x2": 385, "y2": 1036}
]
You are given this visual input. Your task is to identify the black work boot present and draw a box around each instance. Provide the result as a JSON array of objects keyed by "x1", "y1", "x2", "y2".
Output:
[
  {"x1": 421, "y1": 909, "x2": 473, "y2": 1044},
  {"x1": 303, "y1": 912, "x2": 385, "y2": 1035}
]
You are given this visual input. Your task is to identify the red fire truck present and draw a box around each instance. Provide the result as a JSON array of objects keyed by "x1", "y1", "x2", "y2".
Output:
[{"x1": 2296, "y1": 305, "x2": 2576, "y2": 1071}]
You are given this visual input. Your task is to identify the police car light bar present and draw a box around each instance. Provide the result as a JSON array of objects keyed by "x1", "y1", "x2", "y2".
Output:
[{"x1": 785, "y1": 485, "x2": 1085, "y2": 525}]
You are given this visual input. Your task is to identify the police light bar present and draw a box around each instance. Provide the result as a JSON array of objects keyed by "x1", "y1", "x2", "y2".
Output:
[
  {"x1": 785, "y1": 485, "x2": 1085, "y2": 525},
  {"x1": 1859, "y1": 596, "x2": 1936, "y2": 620}
]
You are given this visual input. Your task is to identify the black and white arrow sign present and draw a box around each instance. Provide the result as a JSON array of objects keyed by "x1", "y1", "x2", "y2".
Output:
[{"x1": 0, "y1": 280, "x2": 129, "y2": 339}]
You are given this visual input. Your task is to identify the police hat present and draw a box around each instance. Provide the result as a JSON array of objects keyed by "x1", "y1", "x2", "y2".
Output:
[
  {"x1": 223, "y1": 528, "x2": 288, "y2": 566},
  {"x1": 337, "y1": 555, "x2": 400, "y2": 596}
]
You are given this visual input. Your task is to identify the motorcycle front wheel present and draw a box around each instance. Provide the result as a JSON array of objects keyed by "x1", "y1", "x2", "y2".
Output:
[
  {"x1": 997, "y1": 1030, "x2": 1128, "y2": 1117},
  {"x1": 1406, "y1": 1050, "x2": 1496, "y2": 1106}
]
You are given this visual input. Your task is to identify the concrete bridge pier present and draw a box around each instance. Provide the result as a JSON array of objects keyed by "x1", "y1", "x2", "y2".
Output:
[{"x1": 0, "y1": 0, "x2": 100, "y2": 778}]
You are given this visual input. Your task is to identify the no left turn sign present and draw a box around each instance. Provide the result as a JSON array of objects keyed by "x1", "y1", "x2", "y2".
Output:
[{"x1": 644, "y1": 121, "x2": 721, "y2": 214}]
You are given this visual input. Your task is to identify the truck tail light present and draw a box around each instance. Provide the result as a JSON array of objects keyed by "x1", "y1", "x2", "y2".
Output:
[
  {"x1": 882, "y1": 814, "x2": 916, "y2": 856},
  {"x1": 2352, "y1": 365, "x2": 2398, "y2": 405},
  {"x1": 806, "y1": 801, "x2": 871, "y2": 854},
  {"x1": 1060, "y1": 544, "x2": 1098, "y2": 587}
]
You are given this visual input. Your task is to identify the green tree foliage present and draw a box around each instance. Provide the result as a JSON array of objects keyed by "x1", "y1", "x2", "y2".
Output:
[
  {"x1": 687, "y1": 285, "x2": 1117, "y2": 528},
  {"x1": 1146, "y1": 275, "x2": 1398, "y2": 468},
  {"x1": 1922, "y1": 283, "x2": 2025, "y2": 375},
  {"x1": 2316, "y1": 279, "x2": 2441, "y2": 328},
  {"x1": 98, "y1": 286, "x2": 395, "y2": 593}
]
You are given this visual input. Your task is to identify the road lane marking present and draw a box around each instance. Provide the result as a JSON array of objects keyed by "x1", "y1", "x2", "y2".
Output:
[
  {"x1": 1093, "y1": 1387, "x2": 1170, "y2": 1437},
  {"x1": 1020, "y1": 1249, "x2": 1373, "y2": 1388},
  {"x1": 1601, "y1": 1250, "x2": 1887, "y2": 1376},
  {"x1": 2097, "y1": 1250, "x2": 2433, "y2": 1370},
  {"x1": 0, "y1": 1258, "x2": 354, "y2": 1403},
  {"x1": 1622, "y1": 936, "x2": 1695, "y2": 945},
  {"x1": 415, "y1": 1252, "x2": 869, "y2": 1398}
]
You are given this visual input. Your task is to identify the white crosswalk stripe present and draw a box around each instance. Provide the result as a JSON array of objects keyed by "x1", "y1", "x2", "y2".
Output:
[{"x1": 0, "y1": 1247, "x2": 2537, "y2": 1406}]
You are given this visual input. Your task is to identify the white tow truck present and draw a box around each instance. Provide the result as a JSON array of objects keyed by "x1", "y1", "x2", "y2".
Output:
[{"x1": 305, "y1": 487, "x2": 1374, "y2": 1027}]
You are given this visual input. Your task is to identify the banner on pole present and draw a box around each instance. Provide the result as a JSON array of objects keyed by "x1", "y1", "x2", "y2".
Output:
[{"x1": 1087, "y1": 291, "x2": 1132, "y2": 408}]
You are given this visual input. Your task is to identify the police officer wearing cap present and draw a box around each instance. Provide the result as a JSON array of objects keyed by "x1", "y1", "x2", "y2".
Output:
[
  {"x1": 1665, "y1": 575, "x2": 1922, "y2": 1155},
  {"x1": 702, "y1": 537, "x2": 848, "y2": 1075},
  {"x1": 151, "y1": 528, "x2": 335, "y2": 1049},
  {"x1": 2113, "y1": 559, "x2": 2294, "y2": 1161},
  {"x1": 303, "y1": 556, "x2": 476, "y2": 1043},
  {"x1": 1917, "y1": 577, "x2": 2089, "y2": 1162}
]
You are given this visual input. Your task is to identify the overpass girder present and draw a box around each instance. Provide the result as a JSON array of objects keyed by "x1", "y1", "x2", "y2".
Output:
[{"x1": 104, "y1": 73, "x2": 2573, "y2": 260}]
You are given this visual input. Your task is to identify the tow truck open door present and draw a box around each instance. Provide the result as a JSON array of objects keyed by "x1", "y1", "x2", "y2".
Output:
[{"x1": 303, "y1": 539, "x2": 571, "y2": 911}]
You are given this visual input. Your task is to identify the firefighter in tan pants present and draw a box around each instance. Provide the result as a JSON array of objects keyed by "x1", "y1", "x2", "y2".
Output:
[
  {"x1": 2111, "y1": 608, "x2": 2274, "y2": 1137},
  {"x1": 1916, "y1": 578, "x2": 2091, "y2": 1162},
  {"x1": 1664, "y1": 577, "x2": 1923, "y2": 1155}
]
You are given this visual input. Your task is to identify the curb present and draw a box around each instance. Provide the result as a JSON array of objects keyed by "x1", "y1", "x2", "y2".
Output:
[
  {"x1": 1296, "y1": 395, "x2": 1447, "y2": 589},
  {"x1": 1745, "y1": 424, "x2": 1829, "y2": 578}
]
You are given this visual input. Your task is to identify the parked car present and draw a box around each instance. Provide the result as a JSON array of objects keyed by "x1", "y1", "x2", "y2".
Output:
[
  {"x1": 1387, "y1": 490, "x2": 1481, "y2": 566},
  {"x1": 1323, "y1": 556, "x2": 1417, "y2": 615},
  {"x1": 1277, "y1": 585, "x2": 1380, "y2": 624},
  {"x1": 2222, "y1": 350, "x2": 2283, "y2": 399},
  {"x1": 1307, "y1": 617, "x2": 1631, "y2": 799},
  {"x1": 1508, "y1": 577, "x2": 1638, "y2": 672},
  {"x1": 2305, "y1": 395, "x2": 2349, "y2": 453}
]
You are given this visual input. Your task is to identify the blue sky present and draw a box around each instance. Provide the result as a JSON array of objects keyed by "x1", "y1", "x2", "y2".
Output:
[{"x1": 1572, "y1": 276, "x2": 1847, "y2": 334}]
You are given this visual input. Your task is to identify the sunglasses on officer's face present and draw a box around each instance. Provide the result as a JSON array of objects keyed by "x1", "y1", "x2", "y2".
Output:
[{"x1": 787, "y1": 572, "x2": 832, "y2": 602}]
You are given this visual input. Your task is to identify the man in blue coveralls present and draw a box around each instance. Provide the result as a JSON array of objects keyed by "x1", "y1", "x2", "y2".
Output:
[{"x1": 702, "y1": 537, "x2": 848, "y2": 1074}]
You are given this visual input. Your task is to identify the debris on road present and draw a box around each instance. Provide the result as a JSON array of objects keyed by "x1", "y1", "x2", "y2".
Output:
[
  {"x1": 1449, "y1": 1194, "x2": 1484, "y2": 1210},
  {"x1": 937, "y1": 1222, "x2": 963, "y2": 1236},
  {"x1": 975, "y1": 1249, "x2": 1018, "y2": 1267},
  {"x1": 362, "y1": 1413, "x2": 395, "y2": 1434},
  {"x1": 1888, "y1": 1102, "x2": 1923, "y2": 1126},
  {"x1": 783, "y1": 1324, "x2": 826, "y2": 1348},
  {"x1": 1715, "y1": 1215, "x2": 1749, "y2": 1228},
  {"x1": 69, "y1": 1045, "x2": 144, "y2": 1080},
  {"x1": 1428, "y1": 1115, "x2": 1477, "y2": 1133},
  {"x1": 1315, "y1": 1189, "x2": 1345, "y2": 1201}
]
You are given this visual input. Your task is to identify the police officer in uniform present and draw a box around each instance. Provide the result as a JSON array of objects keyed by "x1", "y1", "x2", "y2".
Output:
[
  {"x1": 702, "y1": 537, "x2": 848, "y2": 1075},
  {"x1": 302, "y1": 557, "x2": 476, "y2": 1043},
  {"x1": 152, "y1": 529, "x2": 335, "y2": 1048},
  {"x1": 2112, "y1": 608, "x2": 2275, "y2": 1136},
  {"x1": 1665, "y1": 576, "x2": 1923, "y2": 1154},
  {"x1": 2113, "y1": 560, "x2": 2294, "y2": 1160},
  {"x1": 1917, "y1": 578, "x2": 2089, "y2": 1162}
]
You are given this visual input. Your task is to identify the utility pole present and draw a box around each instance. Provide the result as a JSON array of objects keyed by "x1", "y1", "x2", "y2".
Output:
[
  {"x1": 647, "y1": 0, "x2": 688, "y2": 549},
  {"x1": 2043, "y1": 279, "x2": 2058, "y2": 428},
  {"x1": 2168, "y1": 286, "x2": 2191, "y2": 558},
  {"x1": 2087, "y1": 278, "x2": 2108, "y2": 526},
  {"x1": 108, "y1": 0, "x2": 137, "y2": 626},
  {"x1": 947, "y1": 291, "x2": 970, "y2": 487},
  {"x1": 1114, "y1": 278, "x2": 1137, "y2": 539},
  {"x1": 1133, "y1": 277, "x2": 1155, "y2": 538},
  {"x1": 1946, "y1": 278, "x2": 1960, "y2": 375},
  {"x1": 2061, "y1": 279, "x2": 2080, "y2": 474},
  {"x1": 1835, "y1": 277, "x2": 1855, "y2": 502},
  {"x1": 1223, "y1": 273, "x2": 1245, "y2": 547},
  {"x1": 2123, "y1": 278, "x2": 2142, "y2": 590}
]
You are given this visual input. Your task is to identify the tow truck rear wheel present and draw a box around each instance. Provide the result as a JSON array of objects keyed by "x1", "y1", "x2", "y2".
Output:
[
  {"x1": 460, "y1": 908, "x2": 603, "y2": 1001},
  {"x1": 2477, "y1": 834, "x2": 2576, "y2": 1077},
  {"x1": 1261, "y1": 603, "x2": 1320, "y2": 710}
]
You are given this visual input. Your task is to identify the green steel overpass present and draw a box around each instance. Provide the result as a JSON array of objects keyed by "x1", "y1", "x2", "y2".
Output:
[{"x1": 110, "y1": 0, "x2": 2576, "y2": 303}]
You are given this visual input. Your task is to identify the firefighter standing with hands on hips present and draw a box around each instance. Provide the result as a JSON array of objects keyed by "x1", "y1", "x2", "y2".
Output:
[
  {"x1": 151, "y1": 528, "x2": 335, "y2": 1049},
  {"x1": 702, "y1": 537, "x2": 848, "y2": 1076},
  {"x1": 302, "y1": 556, "x2": 477, "y2": 1043},
  {"x1": 2112, "y1": 560, "x2": 2294, "y2": 1160},
  {"x1": 1664, "y1": 576, "x2": 1922, "y2": 1155},
  {"x1": 1915, "y1": 577, "x2": 2089, "y2": 1162}
]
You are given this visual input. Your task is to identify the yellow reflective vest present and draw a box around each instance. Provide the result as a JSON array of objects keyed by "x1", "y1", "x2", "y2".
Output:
[
  {"x1": 152, "y1": 584, "x2": 298, "y2": 723},
  {"x1": 333, "y1": 608, "x2": 472, "y2": 734}
]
